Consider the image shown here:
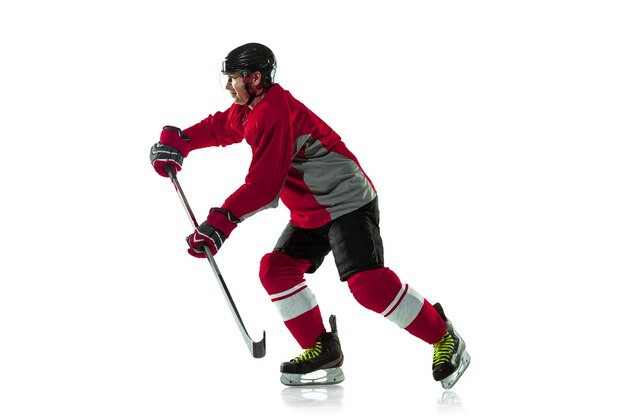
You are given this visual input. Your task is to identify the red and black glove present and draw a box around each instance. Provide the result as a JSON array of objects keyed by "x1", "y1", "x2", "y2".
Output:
[
  {"x1": 150, "y1": 126, "x2": 192, "y2": 177},
  {"x1": 186, "y1": 208, "x2": 240, "y2": 257}
]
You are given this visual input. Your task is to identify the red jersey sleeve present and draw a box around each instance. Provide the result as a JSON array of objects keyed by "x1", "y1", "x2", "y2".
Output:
[{"x1": 182, "y1": 103, "x2": 247, "y2": 150}]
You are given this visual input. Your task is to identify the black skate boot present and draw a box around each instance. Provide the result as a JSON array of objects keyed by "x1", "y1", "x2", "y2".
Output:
[
  {"x1": 280, "y1": 315, "x2": 345, "y2": 386},
  {"x1": 432, "y1": 303, "x2": 471, "y2": 389}
]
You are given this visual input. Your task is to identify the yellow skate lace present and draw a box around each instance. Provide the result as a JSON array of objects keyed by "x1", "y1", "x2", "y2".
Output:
[
  {"x1": 291, "y1": 341, "x2": 323, "y2": 363},
  {"x1": 433, "y1": 331, "x2": 454, "y2": 367}
]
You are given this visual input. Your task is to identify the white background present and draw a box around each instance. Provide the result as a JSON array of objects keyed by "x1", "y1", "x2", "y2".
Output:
[{"x1": 1, "y1": 1, "x2": 625, "y2": 416}]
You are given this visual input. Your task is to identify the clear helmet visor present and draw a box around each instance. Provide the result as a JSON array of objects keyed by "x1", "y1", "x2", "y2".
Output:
[
  {"x1": 219, "y1": 61, "x2": 251, "y2": 91},
  {"x1": 218, "y1": 71, "x2": 250, "y2": 92}
]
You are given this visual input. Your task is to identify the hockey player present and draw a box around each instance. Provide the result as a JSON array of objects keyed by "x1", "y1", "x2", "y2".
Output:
[{"x1": 150, "y1": 43, "x2": 470, "y2": 388}]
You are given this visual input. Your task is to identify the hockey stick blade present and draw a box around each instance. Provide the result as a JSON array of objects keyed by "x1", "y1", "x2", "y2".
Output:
[
  {"x1": 164, "y1": 165, "x2": 266, "y2": 358},
  {"x1": 253, "y1": 331, "x2": 266, "y2": 359}
]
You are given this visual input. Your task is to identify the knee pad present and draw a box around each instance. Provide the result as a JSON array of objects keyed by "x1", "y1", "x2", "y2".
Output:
[
  {"x1": 259, "y1": 251, "x2": 312, "y2": 294},
  {"x1": 346, "y1": 268, "x2": 403, "y2": 314}
]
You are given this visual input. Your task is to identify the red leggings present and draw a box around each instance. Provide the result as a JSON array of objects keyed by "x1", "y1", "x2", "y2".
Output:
[{"x1": 260, "y1": 251, "x2": 446, "y2": 349}]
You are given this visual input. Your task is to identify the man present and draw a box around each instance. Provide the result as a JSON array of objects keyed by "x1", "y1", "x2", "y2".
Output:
[{"x1": 150, "y1": 42, "x2": 470, "y2": 388}]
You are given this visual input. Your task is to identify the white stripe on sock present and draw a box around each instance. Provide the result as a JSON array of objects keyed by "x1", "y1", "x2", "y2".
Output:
[
  {"x1": 383, "y1": 284, "x2": 425, "y2": 329},
  {"x1": 272, "y1": 285, "x2": 318, "y2": 322}
]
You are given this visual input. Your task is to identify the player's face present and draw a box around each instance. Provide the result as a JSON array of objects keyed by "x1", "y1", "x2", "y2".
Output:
[{"x1": 224, "y1": 73, "x2": 250, "y2": 105}]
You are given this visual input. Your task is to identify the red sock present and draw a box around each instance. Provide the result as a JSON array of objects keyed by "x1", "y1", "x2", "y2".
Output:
[
  {"x1": 347, "y1": 268, "x2": 446, "y2": 344},
  {"x1": 284, "y1": 307, "x2": 325, "y2": 349},
  {"x1": 260, "y1": 251, "x2": 326, "y2": 348}
]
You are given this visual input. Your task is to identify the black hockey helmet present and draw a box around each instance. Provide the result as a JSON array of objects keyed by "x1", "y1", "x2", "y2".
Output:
[{"x1": 222, "y1": 43, "x2": 276, "y2": 88}]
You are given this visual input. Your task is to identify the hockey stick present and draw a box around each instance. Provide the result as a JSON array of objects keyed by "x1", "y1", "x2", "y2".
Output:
[{"x1": 164, "y1": 165, "x2": 266, "y2": 358}]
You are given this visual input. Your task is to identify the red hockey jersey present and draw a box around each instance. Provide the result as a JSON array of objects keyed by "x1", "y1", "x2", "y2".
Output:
[{"x1": 182, "y1": 84, "x2": 376, "y2": 229}]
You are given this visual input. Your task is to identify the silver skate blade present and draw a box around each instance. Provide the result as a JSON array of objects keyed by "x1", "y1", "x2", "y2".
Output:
[
  {"x1": 280, "y1": 368, "x2": 345, "y2": 386},
  {"x1": 441, "y1": 351, "x2": 471, "y2": 390}
]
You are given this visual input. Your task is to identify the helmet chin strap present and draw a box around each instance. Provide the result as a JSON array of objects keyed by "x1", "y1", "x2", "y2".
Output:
[
  {"x1": 245, "y1": 88, "x2": 263, "y2": 106},
  {"x1": 241, "y1": 71, "x2": 264, "y2": 106}
]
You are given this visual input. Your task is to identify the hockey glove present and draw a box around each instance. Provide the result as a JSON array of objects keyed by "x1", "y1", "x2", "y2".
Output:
[
  {"x1": 150, "y1": 126, "x2": 192, "y2": 177},
  {"x1": 186, "y1": 208, "x2": 240, "y2": 257}
]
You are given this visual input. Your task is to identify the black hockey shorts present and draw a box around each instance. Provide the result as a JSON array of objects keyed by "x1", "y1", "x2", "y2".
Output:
[{"x1": 274, "y1": 197, "x2": 385, "y2": 281}]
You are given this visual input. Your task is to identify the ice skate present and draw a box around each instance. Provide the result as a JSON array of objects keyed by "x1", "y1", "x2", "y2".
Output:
[
  {"x1": 432, "y1": 303, "x2": 471, "y2": 389},
  {"x1": 280, "y1": 315, "x2": 345, "y2": 386}
]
